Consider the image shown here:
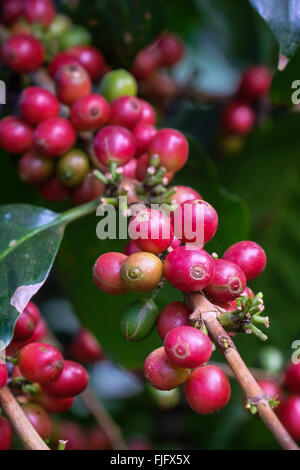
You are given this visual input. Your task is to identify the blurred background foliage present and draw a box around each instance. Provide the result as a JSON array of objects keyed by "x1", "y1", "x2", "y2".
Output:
[{"x1": 2, "y1": 0, "x2": 300, "y2": 450}]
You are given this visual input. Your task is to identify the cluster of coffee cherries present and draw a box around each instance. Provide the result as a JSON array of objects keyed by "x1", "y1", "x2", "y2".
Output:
[{"x1": 0, "y1": 300, "x2": 103, "y2": 450}]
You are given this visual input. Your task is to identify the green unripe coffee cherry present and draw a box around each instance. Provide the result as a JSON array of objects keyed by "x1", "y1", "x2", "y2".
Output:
[
  {"x1": 258, "y1": 346, "x2": 284, "y2": 373},
  {"x1": 147, "y1": 385, "x2": 180, "y2": 410},
  {"x1": 120, "y1": 252, "x2": 163, "y2": 293},
  {"x1": 46, "y1": 14, "x2": 72, "y2": 39},
  {"x1": 121, "y1": 299, "x2": 159, "y2": 341},
  {"x1": 59, "y1": 26, "x2": 92, "y2": 51},
  {"x1": 57, "y1": 149, "x2": 89, "y2": 187},
  {"x1": 99, "y1": 69, "x2": 137, "y2": 102}
]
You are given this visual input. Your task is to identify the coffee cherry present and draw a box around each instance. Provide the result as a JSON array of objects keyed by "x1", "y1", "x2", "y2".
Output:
[
  {"x1": 67, "y1": 45, "x2": 105, "y2": 81},
  {"x1": 129, "y1": 208, "x2": 174, "y2": 254},
  {"x1": 138, "y1": 99, "x2": 156, "y2": 125},
  {"x1": 147, "y1": 128, "x2": 189, "y2": 172},
  {"x1": 135, "y1": 153, "x2": 151, "y2": 181},
  {"x1": 22, "y1": 403, "x2": 52, "y2": 440},
  {"x1": 223, "y1": 241, "x2": 266, "y2": 281},
  {"x1": 205, "y1": 259, "x2": 246, "y2": 303},
  {"x1": 146, "y1": 70, "x2": 178, "y2": 100},
  {"x1": 59, "y1": 26, "x2": 92, "y2": 49},
  {"x1": 42, "y1": 360, "x2": 88, "y2": 398},
  {"x1": 0, "y1": 364, "x2": 8, "y2": 389},
  {"x1": 34, "y1": 117, "x2": 76, "y2": 158},
  {"x1": 20, "y1": 87, "x2": 60, "y2": 125},
  {"x1": 221, "y1": 101, "x2": 255, "y2": 135},
  {"x1": 55, "y1": 64, "x2": 92, "y2": 105},
  {"x1": 32, "y1": 388, "x2": 74, "y2": 413},
  {"x1": 109, "y1": 96, "x2": 142, "y2": 129},
  {"x1": 238, "y1": 65, "x2": 272, "y2": 101},
  {"x1": 257, "y1": 379, "x2": 282, "y2": 404},
  {"x1": 157, "y1": 301, "x2": 191, "y2": 339},
  {"x1": 19, "y1": 342, "x2": 64, "y2": 384},
  {"x1": 157, "y1": 34, "x2": 184, "y2": 67},
  {"x1": 170, "y1": 186, "x2": 202, "y2": 207},
  {"x1": 70, "y1": 172, "x2": 105, "y2": 206},
  {"x1": 279, "y1": 396, "x2": 300, "y2": 440},
  {"x1": 68, "y1": 328, "x2": 103, "y2": 364},
  {"x1": 10, "y1": 19, "x2": 32, "y2": 35},
  {"x1": 131, "y1": 46, "x2": 161, "y2": 80},
  {"x1": 1, "y1": 0, "x2": 23, "y2": 25},
  {"x1": 172, "y1": 199, "x2": 218, "y2": 245},
  {"x1": 284, "y1": 363, "x2": 300, "y2": 394},
  {"x1": 48, "y1": 52, "x2": 80, "y2": 78},
  {"x1": 164, "y1": 246, "x2": 214, "y2": 292},
  {"x1": 70, "y1": 94, "x2": 110, "y2": 131},
  {"x1": 26, "y1": 318, "x2": 48, "y2": 343},
  {"x1": 0, "y1": 116, "x2": 33, "y2": 154},
  {"x1": 24, "y1": 0, "x2": 55, "y2": 27},
  {"x1": 13, "y1": 301, "x2": 40, "y2": 341},
  {"x1": 18, "y1": 150, "x2": 54, "y2": 185},
  {"x1": 2, "y1": 34, "x2": 44, "y2": 73},
  {"x1": 164, "y1": 326, "x2": 212, "y2": 369},
  {"x1": 99, "y1": 69, "x2": 137, "y2": 102},
  {"x1": 242, "y1": 286, "x2": 255, "y2": 299},
  {"x1": 57, "y1": 148, "x2": 89, "y2": 187},
  {"x1": 46, "y1": 14, "x2": 72, "y2": 39},
  {"x1": 121, "y1": 299, "x2": 159, "y2": 341},
  {"x1": 122, "y1": 157, "x2": 138, "y2": 179},
  {"x1": 133, "y1": 123, "x2": 157, "y2": 155},
  {"x1": 144, "y1": 347, "x2": 190, "y2": 391},
  {"x1": 185, "y1": 365, "x2": 231, "y2": 414},
  {"x1": 124, "y1": 240, "x2": 141, "y2": 256},
  {"x1": 120, "y1": 252, "x2": 163, "y2": 293},
  {"x1": 94, "y1": 125, "x2": 136, "y2": 167},
  {"x1": 39, "y1": 176, "x2": 67, "y2": 201},
  {"x1": 93, "y1": 252, "x2": 127, "y2": 295},
  {"x1": 0, "y1": 416, "x2": 12, "y2": 450}
]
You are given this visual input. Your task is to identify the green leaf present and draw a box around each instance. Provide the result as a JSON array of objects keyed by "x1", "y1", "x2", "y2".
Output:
[
  {"x1": 270, "y1": 45, "x2": 300, "y2": 105},
  {"x1": 250, "y1": 0, "x2": 300, "y2": 56}
]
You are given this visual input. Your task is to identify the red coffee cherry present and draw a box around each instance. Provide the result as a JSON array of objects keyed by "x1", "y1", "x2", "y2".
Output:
[
  {"x1": 34, "y1": 117, "x2": 76, "y2": 157},
  {"x1": 205, "y1": 259, "x2": 246, "y2": 303},
  {"x1": 0, "y1": 116, "x2": 33, "y2": 154},
  {"x1": 26, "y1": 318, "x2": 48, "y2": 343},
  {"x1": 144, "y1": 346, "x2": 190, "y2": 391},
  {"x1": 70, "y1": 94, "x2": 110, "y2": 131},
  {"x1": 223, "y1": 241, "x2": 266, "y2": 281},
  {"x1": 157, "y1": 34, "x2": 184, "y2": 66},
  {"x1": 221, "y1": 101, "x2": 255, "y2": 135},
  {"x1": 67, "y1": 45, "x2": 105, "y2": 81},
  {"x1": 18, "y1": 150, "x2": 54, "y2": 185},
  {"x1": 238, "y1": 65, "x2": 272, "y2": 101},
  {"x1": 1, "y1": 0, "x2": 23, "y2": 26},
  {"x1": 13, "y1": 301, "x2": 41, "y2": 341},
  {"x1": 42, "y1": 360, "x2": 88, "y2": 398},
  {"x1": 284, "y1": 363, "x2": 300, "y2": 394},
  {"x1": 108, "y1": 96, "x2": 142, "y2": 130},
  {"x1": 131, "y1": 46, "x2": 161, "y2": 80},
  {"x1": 93, "y1": 252, "x2": 127, "y2": 295},
  {"x1": 129, "y1": 208, "x2": 174, "y2": 254},
  {"x1": 258, "y1": 379, "x2": 282, "y2": 404},
  {"x1": 185, "y1": 365, "x2": 231, "y2": 414},
  {"x1": 164, "y1": 246, "x2": 214, "y2": 292},
  {"x1": 48, "y1": 52, "x2": 80, "y2": 78},
  {"x1": 94, "y1": 125, "x2": 136, "y2": 167},
  {"x1": 68, "y1": 328, "x2": 103, "y2": 364},
  {"x1": 0, "y1": 416, "x2": 12, "y2": 450},
  {"x1": 70, "y1": 172, "x2": 105, "y2": 206},
  {"x1": 147, "y1": 128, "x2": 189, "y2": 172},
  {"x1": 120, "y1": 252, "x2": 163, "y2": 293},
  {"x1": 135, "y1": 153, "x2": 151, "y2": 181},
  {"x1": 19, "y1": 342, "x2": 64, "y2": 384},
  {"x1": 279, "y1": 396, "x2": 300, "y2": 440},
  {"x1": 146, "y1": 70, "x2": 178, "y2": 100},
  {"x1": 122, "y1": 157, "x2": 138, "y2": 179},
  {"x1": 39, "y1": 176, "x2": 67, "y2": 201},
  {"x1": 172, "y1": 199, "x2": 218, "y2": 245},
  {"x1": 133, "y1": 123, "x2": 157, "y2": 156},
  {"x1": 55, "y1": 64, "x2": 92, "y2": 105},
  {"x1": 164, "y1": 326, "x2": 212, "y2": 368},
  {"x1": 157, "y1": 301, "x2": 191, "y2": 339},
  {"x1": 32, "y1": 388, "x2": 74, "y2": 413},
  {"x1": 124, "y1": 240, "x2": 141, "y2": 256},
  {"x1": 2, "y1": 34, "x2": 44, "y2": 73},
  {"x1": 242, "y1": 286, "x2": 255, "y2": 299},
  {"x1": 22, "y1": 403, "x2": 52, "y2": 440},
  {"x1": 20, "y1": 86, "x2": 60, "y2": 125},
  {"x1": 24, "y1": 0, "x2": 56, "y2": 27},
  {"x1": 0, "y1": 364, "x2": 8, "y2": 389},
  {"x1": 138, "y1": 99, "x2": 156, "y2": 125},
  {"x1": 170, "y1": 186, "x2": 202, "y2": 207}
]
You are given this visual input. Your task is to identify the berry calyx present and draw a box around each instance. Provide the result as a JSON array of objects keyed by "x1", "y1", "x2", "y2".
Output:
[
  {"x1": 18, "y1": 150, "x2": 54, "y2": 185},
  {"x1": 164, "y1": 326, "x2": 213, "y2": 368},
  {"x1": 0, "y1": 416, "x2": 12, "y2": 450},
  {"x1": 279, "y1": 396, "x2": 300, "y2": 440},
  {"x1": 129, "y1": 208, "x2": 174, "y2": 254},
  {"x1": 38, "y1": 176, "x2": 67, "y2": 201},
  {"x1": 19, "y1": 342, "x2": 64, "y2": 384},
  {"x1": 185, "y1": 365, "x2": 231, "y2": 414},
  {"x1": 221, "y1": 101, "x2": 255, "y2": 135},
  {"x1": 67, "y1": 45, "x2": 105, "y2": 81},
  {"x1": 133, "y1": 123, "x2": 157, "y2": 156},
  {"x1": 20, "y1": 87, "x2": 60, "y2": 125},
  {"x1": 109, "y1": 96, "x2": 142, "y2": 129},
  {"x1": 57, "y1": 148, "x2": 89, "y2": 187},
  {"x1": 238, "y1": 65, "x2": 272, "y2": 101},
  {"x1": 164, "y1": 246, "x2": 214, "y2": 292},
  {"x1": 55, "y1": 64, "x2": 92, "y2": 105},
  {"x1": 70, "y1": 94, "x2": 110, "y2": 132},
  {"x1": 0, "y1": 116, "x2": 33, "y2": 154},
  {"x1": 157, "y1": 301, "x2": 191, "y2": 339},
  {"x1": 93, "y1": 252, "x2": 127, "y2": 295},
  {"x1": 42, "y1": 360, "x2": 88, "y2": 398},
  {"x1": 223, "y1": 241, "x2": 267, "y2": 281},
  {"x1": 144, "y1": 347, "x2": 190, "y2": 391},
  {"x1": 120, "y1": 252, "x2": 163, "y2": 293},
  {"x1": 68, "y1": 328, "x2": 103, "y2": 364},
  {"x1": 204, "y1": 259, "x2": 246, "y2": 303},
  {"x1": 99, "y1": 69, "x2": 137, "y2": 102},
  {"x1": 34, "y1": 117, "x2": 76, "y2": 158},
  {"x1": 94, "y1": 125, "x2": 136, "y2": 167},
  {"x1": 2, "y1": 34, "x2": 44, "y2": 73},
  {"x1": 0, "y1": 364, "x2": 8, "y2": 389},
  {"x1": 23, "y1": 0, "x2": 56, "y2": 27},
  {"x1": 21, "y1": 403, "x2": 52, "y2": 440},
  {"x1": 13, "y1": 301, "x2": 40, "y2": 341},
  {"x1": 284, "y1": 362, "x2": 300, "y2": 394},
  {"x1": 70, "y1": 172, "x2": 105, "y2": 206},
  {"x1": 147, "y1": 128, "x2": 189, "y2": 172}
]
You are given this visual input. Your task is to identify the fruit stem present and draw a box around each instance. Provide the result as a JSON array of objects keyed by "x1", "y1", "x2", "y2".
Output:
[{"x1": 56, "y1": 198, "x2": 100, "y2": 225}]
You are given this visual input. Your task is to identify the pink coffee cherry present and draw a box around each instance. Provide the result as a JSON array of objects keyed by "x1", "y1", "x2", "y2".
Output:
[
  {"x1": 13, "y1": 301, "x2": 41, "y2": 341},
  {"x1": 133, "y1": 123, "x2": 157, "y2": 155},
  {"x1": 157, "y1": 301, "x2": 191, "y2": 339},
  {"x1": 34, "y1": 117, "x2": 76, "y2": 158},
  {"x1": 164, "y1": 326, "x2": 213, "y2": 368},
  {"x1": 0, "y1": 116, "x2": 33, "y2": 154},
  {"x1": 157, "y1": 34, "x2": 184, "y2": 67},
  {"x1": 94, "y1": 125, "x2": 136, "y2": 167},
  {"x1": 0, "y1": 364, "x2": 8, "y2": 389},
  {"x1": 109, "y1": 96, "x2": 142, "y2": 129},
  {"x1": 170, "y1": 185, "x2": 202, "y2": 207},
  {"x1": 205, "y1": 259, "x2": 246, "y2": 303},
  {"x1": 258, "y1": 379, "x2": 282, "y2": 404},
  {"x1": 124, "y1": 240, "x2": 141, "y2": 256},
  {"x1": 138, "y1": 99, "x2": 156, "y2": 125},
  {"x1": 164, "y1": 246, "x2": 215, "y2": 292},
  {"x1": 67, "y1": 45, "x2": 105, "y2": 81},
  {"x1": 122, "y1": 157, "x2": 138, "y2": 179},
  {"x1": 238, "y1": 65, "x2": 272, "y2": 101},
  {"x1": 70, "y1": 94, "x2": 110, "y2": 132},
  {"x1": 279, "y1": 396, "x2": 300, "y2": 441},
  {"x1": 284, "y1": 362, "x2": 300, "y2": 395},
  {"x1": 147, "y1": 128, "x2": 189, "y2": 172},
  {"x1": 48, "y1": 52, "x2": 80, "y2": 78},
  {"x1": 2, "y1": 34, "x2": 44, "y2": 73},
  {"x1": 24, "y1": 0, "x2": 56, "y2": 27},
  {"x1": 42, "y1": 360, "x2": 88, "y2": 398},
  {"x1": 55, "y1": 64, "x2": 92, "y2": 105},
  {"x1": 20, "y1": 86, "x2": 60, "y2": 125},
  {"x1": 93, "y1": 252, "x2": 127, "y2": 295},
  {"x1": 1, "y1": 0, "x2": 23, "y2": 26},
  {"x1": 223, "y1": 240, "x2": 266, "y2": 281},
  {"x1": 221, "y1": 101, "x2": 255, "y2": 135}
]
